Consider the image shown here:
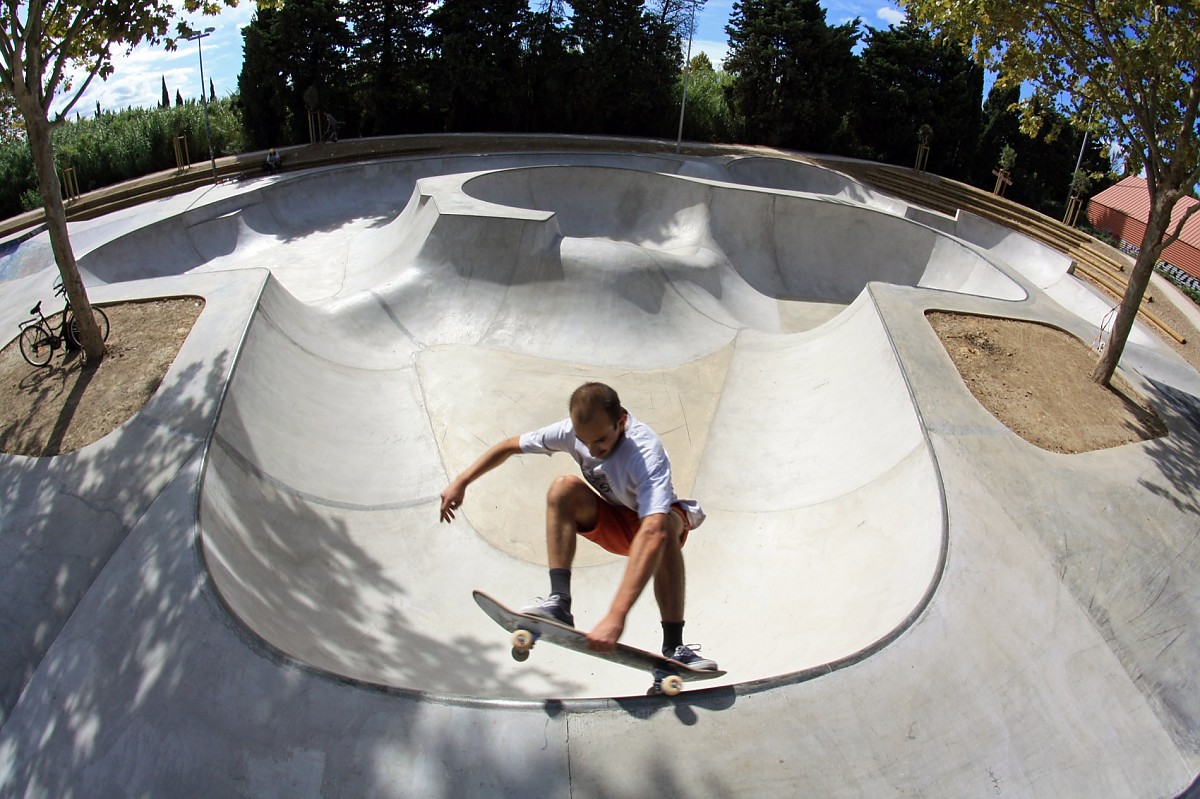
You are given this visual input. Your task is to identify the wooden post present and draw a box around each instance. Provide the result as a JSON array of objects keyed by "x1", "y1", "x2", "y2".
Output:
[
  {"x1": 991, "y1": 168, "x2": 1012, "y2": 197},
  {"x1": 914, "y1": 124, "x2": 933, "y2": 173},
  {"x1": 60, "y1": 167, "x2": 80, "y2": 202},
  {"x1": 914, "y1": 143, "x2": 931, "y2": 172},
  {"x1": 173, "y1": 136, "x2": 192, "y2": 173},
  {"x1": 308, "y1": 110, "x2": 323, "y2": 144},
  {"x1": 1063, "y1": 194, "x2": 1083, "y2": 226}
]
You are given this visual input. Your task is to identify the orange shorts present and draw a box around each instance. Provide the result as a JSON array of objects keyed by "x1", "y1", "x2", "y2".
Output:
[{"x1": 580, "y1": 502, "x2": 691, "y2": 556}]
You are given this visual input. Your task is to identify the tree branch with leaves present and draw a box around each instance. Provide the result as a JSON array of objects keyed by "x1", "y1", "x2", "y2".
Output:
[
  {"x1": 1, "y1": 0, "x2": 241, "y2": 363},
  {"x1": 903, "y1": 0, "x2": 1199, "y2": 386}
]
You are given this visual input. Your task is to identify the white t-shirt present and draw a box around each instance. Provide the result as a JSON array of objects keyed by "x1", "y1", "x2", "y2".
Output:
[{"x1": 519, "y1": 413, "x2": 705, "y2": 529}]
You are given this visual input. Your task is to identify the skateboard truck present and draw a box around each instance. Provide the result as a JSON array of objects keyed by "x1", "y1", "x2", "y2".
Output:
[
  {"x1": 511, "y1": 629, "x2": 535, "y2": 662},
  {"x1": 649, "y1": 668, "x2": 685, "y2": 696}
]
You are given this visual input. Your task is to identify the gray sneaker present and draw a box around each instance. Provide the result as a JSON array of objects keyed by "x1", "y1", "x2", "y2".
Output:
[
  {"x1": 668, "y1": 644, "x2": 718, "y2": 671},
  {"x1": 521, "y1": 594, "x2": 574, "y2": 627}
]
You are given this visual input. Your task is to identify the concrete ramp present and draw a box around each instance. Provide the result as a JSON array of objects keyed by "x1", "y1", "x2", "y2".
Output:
[
  {"x1": 193, "y1": 160, "x2": 1039, "y2": 699},
  {"x1": 200, "y1": 251, "x2": 943, "y2": 699}
]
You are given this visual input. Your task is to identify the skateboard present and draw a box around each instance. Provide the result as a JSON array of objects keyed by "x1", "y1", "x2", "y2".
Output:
[{"x1": 473, "y1": 590, "x2": 726, "y2": 695}]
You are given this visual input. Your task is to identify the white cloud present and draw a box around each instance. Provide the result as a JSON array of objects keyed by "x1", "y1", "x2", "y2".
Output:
[
  {"x1": 691, "y1": 39, "x2": 730, "y2": 69},
  {"x1": 876, "y1": 5, "x2": 906, "y2": 25},
  {"x1": 49, "y1": 5, "x2": 251, "y2": 117}
]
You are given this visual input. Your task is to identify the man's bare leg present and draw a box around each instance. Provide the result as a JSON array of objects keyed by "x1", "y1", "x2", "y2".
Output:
[
  {"x1": 545, "y1": 475, "x2": 598, "y2": 569},
  {"x1": 653, "y1": 511, "x2": 687, "y2": 657},
  {"x1": 653, "y1": 511, "x2": 686, "y2": 622},
  {"x1": 523, "y1": 476, "x2": 599, "y2": 626}
]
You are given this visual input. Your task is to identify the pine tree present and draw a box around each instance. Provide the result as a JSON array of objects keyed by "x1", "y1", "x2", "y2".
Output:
[{"x1": 724, "y1": 0, "x2": 860, "y2": 152}]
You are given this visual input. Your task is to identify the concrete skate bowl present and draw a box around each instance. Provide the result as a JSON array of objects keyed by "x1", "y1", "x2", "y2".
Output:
[
  {"x1": 192, "y1": 158, "x2": 1023, "y2": 701},
  {"x1": 723, "y1": 155, "x2": 910, "y2": 215},
  {"x1": 461, "y1": 165, "x2": 1025, "y2": 305},
  {"x1": 71, "y1": 153, "x2": 687, "y2": 288}
]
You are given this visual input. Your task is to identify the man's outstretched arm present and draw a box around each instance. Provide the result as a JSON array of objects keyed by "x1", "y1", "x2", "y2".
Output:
[
  {"x1": 439, "y1": 436, "x2": 523, "y2": 523},
  {"x1": 587, "y1": 512, "x2": 671, "y2": 651}
]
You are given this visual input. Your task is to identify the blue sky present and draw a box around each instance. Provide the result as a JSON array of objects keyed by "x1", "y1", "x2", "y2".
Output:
[{"x1": 60, "y1": 0, "x2": 909, "y2": 118}]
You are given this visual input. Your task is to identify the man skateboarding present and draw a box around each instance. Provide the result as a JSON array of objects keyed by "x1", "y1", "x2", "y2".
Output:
[{"x1": 440, "y1": 382, "x2": 718, "y2": 672}]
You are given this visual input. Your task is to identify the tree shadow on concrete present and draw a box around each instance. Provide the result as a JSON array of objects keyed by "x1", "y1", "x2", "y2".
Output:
[
  {"x1": 1141, "y1": 378, "x2": 1200, "y2": 519},
  {"x1": 0, "y1": 354, "x2": 223, "y2": 725}
]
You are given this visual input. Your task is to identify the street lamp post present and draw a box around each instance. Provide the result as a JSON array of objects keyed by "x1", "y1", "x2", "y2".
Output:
[
  {"x1": 184, "y1": 27, "x2": 218, "y2": 183},
  {"x1": 675, "y1": 0, "x2": 697, "y2": 154}
]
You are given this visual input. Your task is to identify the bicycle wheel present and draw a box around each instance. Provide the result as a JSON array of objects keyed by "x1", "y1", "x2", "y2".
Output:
[
  {"x1": 18, "y1": 325, "x2": 54, "y2": 367},
  {"x1": 68, "y1": 306, "x2": 110, "y2": 349}
]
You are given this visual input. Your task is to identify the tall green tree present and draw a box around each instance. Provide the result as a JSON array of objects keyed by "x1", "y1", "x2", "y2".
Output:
[
  {"x1": 569, "y1": 0, "x2": 681, "y2": 136},
  {"x1": 347, "y1": 0, "x2": 430, "y2": 135},
  {"x1": 903, "y1": 0, "x2": 1200, "y2": 387},
  {"x1": 428, "y1": 0, "x2": 526, "y2": 131},
  {"x1": 513, "y1": 2, "x2": 573, "y2": 132},
  {"x1": 275, "y1": 0, "x2": 351, "y2": 139},
  {"x1": 239, "y1": 0, "x2": 351, "y2": 146},
  {"x1": 1, "y1": 0, "x2": 238, "y2": 363},
  {"x1": 724, "y1": 0, "x2": 860, "y2": 152},
  {"x1": 678, "y1": 52, "x2": 735, "y2": 142},
  {"x1": 857, "y1": 21, "x2": 982, "y2": 180},
  {"x1": 238, "y1": 6, "x2": 288, "y2": 148}
]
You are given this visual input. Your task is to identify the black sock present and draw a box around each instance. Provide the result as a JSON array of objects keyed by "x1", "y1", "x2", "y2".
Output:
[
  {"x1": 549, "y1": 568, "x2": 571, "y2": 604},
  {"x1": 661, "y1": 621, "x2": 684, "y2": 656}
]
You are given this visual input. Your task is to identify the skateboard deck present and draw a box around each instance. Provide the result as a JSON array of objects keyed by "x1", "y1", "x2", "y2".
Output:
[{"x1": 473, "y1": 590, "x2": 726, "y2": 695}]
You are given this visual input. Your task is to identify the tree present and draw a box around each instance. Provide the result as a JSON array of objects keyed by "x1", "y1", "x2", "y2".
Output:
[
  {"x1": 209, "y1": 77, "x2": 215, "y2": 102},
  {"x1": 161, "y1": 76, "x2": 170, "y2": 109},
  {"x1": 648, "y1": 0, "x2": 703, "y2": 38},
  {"x1": 678, "y1": 53, "x2": 736, "y2": 142},
  {"x1": 0, "y1": 86, "x2": 20, "y2": 143},
  {"x1": 513, "y1": 1, "x2": 573, "y2": 132},
  {"x1": 238, "y1": 6, "x2": 289, "y2": 148},
  {"x1": 274, "y1": 0, "x2": 350, "y2": 139},
  {"x1": 345, "y1": 0, "x2": 428, "y2": 135},
  {"x1": 569, "y1": 0, "x2": 681, "y2": 136},
  {"x1": 175, "y1": 88, "x2": 183, "y2": 107},
  {"x1": 0, "y1": 0, "x2": 238, "y2": 364},
  {"x1": 903, "y1": 0, "x2": 1200, "y2": 387},
  {"x1": 428, "y1": 0, "x2": 526, "y2": 131},
  {"x1": 724, "y1": 0, "x2": 861, "y2": 152},
  {"x1": 857, "y1": 21, "x2": 983, "y2": 180},
  {"x1": 238, "y1": 0, "x2": 351, "y2": 144}
]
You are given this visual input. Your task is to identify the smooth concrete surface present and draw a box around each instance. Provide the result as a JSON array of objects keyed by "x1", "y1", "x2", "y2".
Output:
[{"x1": 1, "y1": 147, "x2": 1198, "y2": 797}]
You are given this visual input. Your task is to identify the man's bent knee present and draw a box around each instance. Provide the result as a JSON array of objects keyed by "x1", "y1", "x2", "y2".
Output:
[
  {"x1": 547, "y1": 475, "x2": 589, "y2": 504},
  {"x1": 546, "y1": 476, "x2": 597, "y2": 527}
]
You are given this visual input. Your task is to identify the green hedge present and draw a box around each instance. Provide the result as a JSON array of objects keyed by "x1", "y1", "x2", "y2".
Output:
[{"x1": 0, "y1": 99, "x2": 244, "y2": 220}]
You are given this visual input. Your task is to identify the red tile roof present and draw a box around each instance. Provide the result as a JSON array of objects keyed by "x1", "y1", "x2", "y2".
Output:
[{"x1": 1089, "y1": 175, "x2": 1200, "y2": 248}]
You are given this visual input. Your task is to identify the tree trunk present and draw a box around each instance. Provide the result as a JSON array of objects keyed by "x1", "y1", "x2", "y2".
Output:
[
  {"x1": 24, "y1": 114, "x2": 106, "y2": 364},
  {"x1": 1090, "y1": 188, "x2": 1177, "y2": 386}
]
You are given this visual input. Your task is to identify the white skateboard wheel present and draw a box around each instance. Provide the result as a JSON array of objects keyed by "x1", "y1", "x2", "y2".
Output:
[
  {"x1": 512, "y1": 629, "x2": 535, "y2": 651},
  {"x1": 661, "y1": 675, "x2": 684, "y2": 696}
]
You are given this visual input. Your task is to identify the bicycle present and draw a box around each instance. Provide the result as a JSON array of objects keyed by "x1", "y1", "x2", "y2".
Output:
[{"x1": 18, "y1": 281, "x2": 110, "y2": 368}]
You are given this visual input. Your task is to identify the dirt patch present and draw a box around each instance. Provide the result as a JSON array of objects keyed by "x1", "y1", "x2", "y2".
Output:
[
  {"x1": 927, "y1": 312, "x2": 1168, "y2": 453},
  {"x1": 0, "y1": 297, "x2": 204, "y2": 456}
]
